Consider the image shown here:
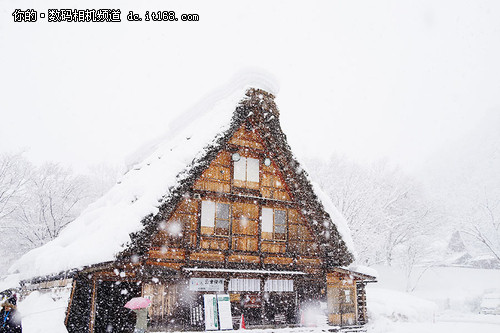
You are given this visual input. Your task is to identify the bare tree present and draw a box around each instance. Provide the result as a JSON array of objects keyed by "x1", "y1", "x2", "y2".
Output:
[
  {"x1": 0, "y1": 153, "x2": 33, "y2": 272},
  {"x1": 0, "y1": 156, "x2": 118, "y2": 274},
  {"x1": 461, "y1": 190, "x2": 500, "y2": 263},
  {"x1": 305, "y1": 156, "x2": 437, "y2": 266},
  {"x1": 0, "y1": 152, "x2": 31, "y2": 220},
  {"x1": 12, "y1": 163, "x2": 92, "y2": 248}
]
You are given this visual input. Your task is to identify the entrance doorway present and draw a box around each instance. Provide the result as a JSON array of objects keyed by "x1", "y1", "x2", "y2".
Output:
[{"x1": 94, "y1": 281, "x2": 141, "y2": 333}]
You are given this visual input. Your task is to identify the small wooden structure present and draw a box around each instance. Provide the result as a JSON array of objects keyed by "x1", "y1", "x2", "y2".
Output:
[{"x1": 21, "y1": 88, "x2": 375, "y2": 332}]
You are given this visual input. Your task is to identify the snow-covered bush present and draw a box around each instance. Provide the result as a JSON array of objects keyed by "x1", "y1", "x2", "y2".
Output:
[{"x1": 18, "y1": 289, "x2": 71, "y2": 333}]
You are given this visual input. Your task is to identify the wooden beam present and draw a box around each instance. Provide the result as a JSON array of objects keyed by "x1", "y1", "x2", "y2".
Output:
[{"x1": 227, "y1": 254, "x2": 260, "y2": 264}]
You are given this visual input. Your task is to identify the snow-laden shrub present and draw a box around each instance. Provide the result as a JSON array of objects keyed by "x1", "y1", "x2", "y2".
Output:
[{"x1": 18, "y1": 289, "x2": 71, "y2": 333}]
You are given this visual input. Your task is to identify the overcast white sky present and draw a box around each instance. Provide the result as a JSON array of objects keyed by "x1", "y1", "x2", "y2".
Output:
[{"x1": 1, "y1": 0, "x2": 499, "y2": 176}]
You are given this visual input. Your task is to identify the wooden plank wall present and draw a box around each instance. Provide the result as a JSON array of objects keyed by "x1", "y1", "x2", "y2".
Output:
[
  {"x1": 326, "y1": 273, "x2": 358, "y2": 326},
  {"x1": 146, "y1": 123, "x2": 324, "y2": 271},
  {"x1": 193, "y1": 151, "x2": 232, "y2": 193}
]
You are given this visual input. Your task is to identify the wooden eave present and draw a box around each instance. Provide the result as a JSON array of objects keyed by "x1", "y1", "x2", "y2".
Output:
[{"x1": 330, "y1": 267, "x2": 377, "y2": 282}]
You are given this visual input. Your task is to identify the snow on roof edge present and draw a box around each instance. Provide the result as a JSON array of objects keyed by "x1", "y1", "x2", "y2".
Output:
[
  {"x1": 8, "y1": 84, "x2": 257, "y2": 281},
  {"x1": 7, "y1": 74, "x2": 357, "y2": 282},
  {"x1": 282, "y1": 148, "x2": 357, "y2": 260},
  {"x1": 311, "y1": 181, "x2": 357, "y2": 259},
  {"x1": 124, "y1": 69, "x2": 279, "y2": 172}
]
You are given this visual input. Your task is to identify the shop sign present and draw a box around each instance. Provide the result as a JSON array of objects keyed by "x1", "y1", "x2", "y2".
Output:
[
  {"x1": 190, "y1": 278, "x2": 225, "y2": 291},
  {"x1": 242, "y1": 294, "x2": 262, "y2": 308}
]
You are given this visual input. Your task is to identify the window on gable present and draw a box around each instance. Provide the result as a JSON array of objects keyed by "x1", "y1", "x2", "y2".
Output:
[
  {"x1": 261, "y1": 207, "x2": 287, "y2": 241},
  {"x1": 215, "y1": 202, "x2": 230, "y2": 236},
  {"x1": 274, "y1": 209, "x2": 287, "y2": 240},
  {"x1": 201, "y1": 200, "x2": 231, "y2": 236},
  {"x1": 233, "y1": 156, "x2": 259, "y2": 189}
]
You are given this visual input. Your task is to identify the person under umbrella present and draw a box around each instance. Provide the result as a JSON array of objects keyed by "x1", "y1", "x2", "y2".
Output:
[{"x1": 124, "y1": 297, "x2": 151, "y2": 333}]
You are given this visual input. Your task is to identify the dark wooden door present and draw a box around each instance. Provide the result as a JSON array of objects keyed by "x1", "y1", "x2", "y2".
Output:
[{"x1": 94, "y1": 281, "x2": 141, "y2": 333}]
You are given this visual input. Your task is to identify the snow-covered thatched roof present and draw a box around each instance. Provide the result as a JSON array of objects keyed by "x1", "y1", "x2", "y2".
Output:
[{"x1": 9, "y1": 82, "x2": 355, "y2": 281}]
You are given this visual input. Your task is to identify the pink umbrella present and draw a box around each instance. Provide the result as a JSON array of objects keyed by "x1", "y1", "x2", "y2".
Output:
[{"x1": 124, "y1": 297, "x2": 151, "y2": 310}]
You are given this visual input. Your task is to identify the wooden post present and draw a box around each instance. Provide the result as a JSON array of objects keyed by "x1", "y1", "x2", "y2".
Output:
[
  {"x1": 353, "y1": 282, "x2": 358, "y2": 325},
  {"x1": 260, "y1": 277, "x2": 265, "y2": 325},
  {"x1": 64, "y1": 279, "x2": 77, "y2": 326},
  {"x1": 89, "y1": 278, "x2": 97, "y2": 333}
]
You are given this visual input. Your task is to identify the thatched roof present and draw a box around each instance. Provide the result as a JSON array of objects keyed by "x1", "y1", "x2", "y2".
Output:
[{"x1": 10, "y1": 86, "x2": 354, "y2": 281}]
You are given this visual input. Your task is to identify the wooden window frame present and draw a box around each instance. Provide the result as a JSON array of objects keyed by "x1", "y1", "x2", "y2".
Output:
[
  {"x1": 273, "y1": 209, "x2": 287, "y2": 241},
  {"x1": 214, "y1": 202, "x2": 231, "y2": 236},
  {"x1": 201, "y1": 200, "x2": 231, "y2": 237},
  {"x1": 262, "y1": 207, "x2": 288, "y2": 242},
  {"x1": 233, "y1": 156, "x2": 260, "y2": 189}
]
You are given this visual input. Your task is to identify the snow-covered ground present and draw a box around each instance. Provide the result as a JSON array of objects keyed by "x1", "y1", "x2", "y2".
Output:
[
  {"x1": 369, "y1": 265, "x2": 500, "y2": 313},
  {"x1": 365, "y1": 265, "x2": 500, "y2": 332},
  {"x1": 367, "y1": 318, "x2": 500, "y2": 333},
  {"x1": 12, "y1": 265, "x2": 500, "y2": 332}
]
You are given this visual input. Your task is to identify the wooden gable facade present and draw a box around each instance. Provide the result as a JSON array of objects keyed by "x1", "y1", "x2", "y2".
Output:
[
  {"x1": 146, "y1": 122, "x2": 321, "y2": 270},
  {"x1": 44, "y1": 88, "x2": 375, "y2": 332}
]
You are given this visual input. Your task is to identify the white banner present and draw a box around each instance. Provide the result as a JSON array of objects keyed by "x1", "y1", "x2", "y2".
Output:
[
  {"x1": 217, "y1": 294, "x2": 233, "y2": 330},
  {"x1": 264, "y1": 279, "x2": 294, "y2": 292},
  {"x1": 228, "y1": 278, "x2": 260, "y2": 292},
  {"x1": 204, "y1": 294, "x2": 219, "y2": 330}
]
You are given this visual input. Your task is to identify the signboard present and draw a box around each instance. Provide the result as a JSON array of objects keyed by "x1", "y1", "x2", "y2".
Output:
[
  {"x1": 190, "y1": 278, "x2": 225, "y2": 291},
  {"x1": 242, "y1": 294, "x2": 262, "y2": 308},
  {"x1": 204, "y1": 294, "x2": 219, "y2": 330},
  {"x1": 217, "y1": 294, "x2": 233, "y2": 330}
]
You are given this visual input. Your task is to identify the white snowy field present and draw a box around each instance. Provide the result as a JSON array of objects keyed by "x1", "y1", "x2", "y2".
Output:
[
  {"x1": 14, "y1": 265, "x2": 500, "y2": 333},
  {"x1": 367, "y1": 318, "x2": 500, "y2": 333},
  {"x1": 365, "y1": 265, "x2": 500, "y2": 332}
]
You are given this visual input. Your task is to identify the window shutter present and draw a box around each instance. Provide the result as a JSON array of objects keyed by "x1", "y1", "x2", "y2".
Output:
[
  {"x1": 233, "y1": 157, "x2": 246, "y2": 180},
  {"x1": 246, "y1": 158, "x2": 260, "y2": 182},
  {"x1": 261, "y1": 207, "x2": 273, "y2": 233},
  {"x1": 201, "y1": 200, "x2": 215, "y2": 227}
]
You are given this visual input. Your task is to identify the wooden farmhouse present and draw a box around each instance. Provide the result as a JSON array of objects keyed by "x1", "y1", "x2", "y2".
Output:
[{"x1": 10, "y1": 88, "x2": 375, "y2": 332}]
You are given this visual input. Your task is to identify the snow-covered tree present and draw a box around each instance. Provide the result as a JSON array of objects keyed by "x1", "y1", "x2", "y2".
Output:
[
  {"x1": 305, "y1": 156, "x2": 438, "y2": 266},
  {"x1": 0, "y1": 154, "x2": 118, "y2": 274},
  {"x1": 422, "y1": 110, "x2": 500, "y2": 267},
  {"x1": 12, "y1": 163, "x2": 91, "y2": 248},
  {"x1": 460, "y1": 188, "x2": 500, "y2": 264},
  {"x1": 0, "y1": 153, "x2": 33, "y2": 271},
  {"x1": 0, "y1": 152, "x2": 31, "y2": 220}
]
